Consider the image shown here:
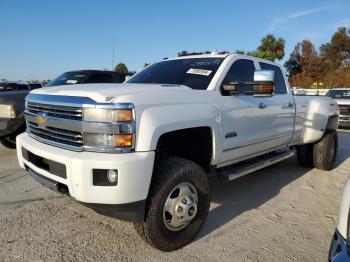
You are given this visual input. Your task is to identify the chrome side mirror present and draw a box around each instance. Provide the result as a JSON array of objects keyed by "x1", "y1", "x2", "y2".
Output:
[
  {"x1": 252, "y1": 70, "x2": 275, "y2": 97},
  {"x1": 222, "y1": 70, "x2": 275, "y2": 96}
]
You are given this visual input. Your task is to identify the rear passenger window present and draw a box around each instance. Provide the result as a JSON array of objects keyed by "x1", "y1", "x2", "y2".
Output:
[
  {"x1": 259, "y1": 63, "x2": 287, "y2": 94},
  {"x1": 85, "y1": 74, "x2": 114, "y2": 83},
  {"x1": 221, "y1": 59, "x2": 255, "y2": 94}
]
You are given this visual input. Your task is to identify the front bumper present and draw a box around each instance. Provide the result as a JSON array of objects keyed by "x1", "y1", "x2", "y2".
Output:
[
  {"x1": 16, "y1": 133, "x2": 155, "y2": 221},
  {"x1": 329, "y1": 230, "x2": 350, "y2": 261},
  {"x1": 0, "y1": 117, "x2": 24, "y2": 139}
]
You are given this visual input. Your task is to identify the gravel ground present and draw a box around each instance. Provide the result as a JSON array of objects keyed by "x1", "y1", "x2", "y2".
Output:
[{"x1": 0, "y1": 130, "x2": 349, "y2": 262}]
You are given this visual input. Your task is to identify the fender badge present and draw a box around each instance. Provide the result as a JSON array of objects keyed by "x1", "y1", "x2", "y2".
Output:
[{"x1": 225, "y1": 131, "x2": 238, "y2": 139}]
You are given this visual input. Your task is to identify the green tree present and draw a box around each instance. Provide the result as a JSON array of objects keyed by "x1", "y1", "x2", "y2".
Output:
[
  {"x1": 284, "y1": 40, "x2": 323, "y2": 87},
  {"x1": 247, "y1": 34, "x2": 285, "y2": 61},
  {"x1": 177, "y1": 50, "x2": 189, "y2": 57},
  {"x1": 114, "y1": 63, "x2": 129, "y2": 74},
  {"x1": 235, "y1": 50, "x2": 245, "y2": 54},
  {"x1": 320, "y1": 27, "x2": 350, "y2": 72}
]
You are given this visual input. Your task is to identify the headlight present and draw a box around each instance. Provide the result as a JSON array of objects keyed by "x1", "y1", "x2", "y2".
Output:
[
  {"x1": 83, "y1": 133, "x2": 133, "y2": 148},
  {"x1": 0, "y1": 105, "x2": 16, "y2": 118},
  {"x1": 82, "y1": 104, "x2": 135, "y2": 152},
  {"x1": 83, "y1": 108, "x2": 133, "y2": 122}
]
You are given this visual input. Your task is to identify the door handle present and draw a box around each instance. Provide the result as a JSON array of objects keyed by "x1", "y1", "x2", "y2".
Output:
[{"x1": 258, "y1": 103, "x2": 267, "y2": 109}]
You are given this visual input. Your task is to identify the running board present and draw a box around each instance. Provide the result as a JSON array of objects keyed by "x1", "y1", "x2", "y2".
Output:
[{"x1": 218, "y1": 150, "x2": 295, "y2": 182}]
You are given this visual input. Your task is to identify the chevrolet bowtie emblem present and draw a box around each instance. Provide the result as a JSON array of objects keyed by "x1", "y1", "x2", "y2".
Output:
[{"x1": 36, "y1": 115, "x2": 47, "y2": 129}]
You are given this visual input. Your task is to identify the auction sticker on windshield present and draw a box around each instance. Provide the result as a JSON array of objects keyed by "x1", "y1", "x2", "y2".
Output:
[
  {"x1": 66, "y1": 80, "x2": 78, "y2": 84},
  {"x1": 186, "y1": 68, "x2": 212, "y2": 76}
]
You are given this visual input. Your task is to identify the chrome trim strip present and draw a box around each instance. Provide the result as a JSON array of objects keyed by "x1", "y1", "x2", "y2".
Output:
[
  {"x1": 25, "y1": 111, "x2": 136, "y2": 134},
  {"x1": 27, "y1": 132, "x2": 83, "y2": 151},
  {"x1": 27, "y1": 123, "x2": 82, "y2": 139},
  {"x1": 26, "y1": 93, "x2": 134, "y2": 109},
  {"x1": 27, "y1": 131, "x2": 134, "y2": 153},
  {"x1": 223, "y1": 133, "x2": 289, "y2": 152},
  {"x1": 25, "y1": 111, "x2": 82, "y2": 132}
]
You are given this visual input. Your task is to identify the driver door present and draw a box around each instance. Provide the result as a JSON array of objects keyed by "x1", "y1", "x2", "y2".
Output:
[{"x1": 219, "y1": 58, "x2": 275, "y2": 166}]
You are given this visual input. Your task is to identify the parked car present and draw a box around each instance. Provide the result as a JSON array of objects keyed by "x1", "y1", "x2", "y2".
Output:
[
  {"x1": 329, "y1": 175, "x2": 350, "y2": 261},
  {"x1": 0, "y1": 83, "x2": 34, "y2": 147},
  {"x1": 0, "y1": 82, "x2": 31, "y2": 92},
  {"x1": 16, "y1": 54, "x2": 339, "y2": 251},
  {"x1": 46, "y1": 70, "x2": 130, "y2": 87},
  {"x1": 29, "y1": 83, "x2": 42, "y2": 90},
  {"x1": 326, "y1": 88, "x2": 350, "y2": 128}
]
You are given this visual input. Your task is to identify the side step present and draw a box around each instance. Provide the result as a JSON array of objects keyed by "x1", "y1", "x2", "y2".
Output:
[{"x1": 218, "y1": 150, "x2": 295, "y2": 182}]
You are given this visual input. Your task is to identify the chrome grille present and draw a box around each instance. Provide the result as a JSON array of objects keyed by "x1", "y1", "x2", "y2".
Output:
[
  {"x1": 27, "y1": 121, "x2": 83, "y2": 148},
  {"x1": 27, "y1": 102, "x2": 83, "y2": 120},
  {"x1": 339, "y1": 105, "x2": 350, "y2": 115},
  {"x1": 26, "y1": 102, "x2": 83, "y2": 150}
]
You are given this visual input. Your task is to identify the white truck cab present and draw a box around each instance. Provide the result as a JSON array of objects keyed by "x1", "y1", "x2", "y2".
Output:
[{"x1": 16, "y1": 54, "x2": 339, "y2": 251}]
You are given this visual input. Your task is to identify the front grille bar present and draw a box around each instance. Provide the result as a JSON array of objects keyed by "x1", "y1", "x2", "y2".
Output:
[{"x1": 27, "y1": 102, "x2": 83, "y2": 120}]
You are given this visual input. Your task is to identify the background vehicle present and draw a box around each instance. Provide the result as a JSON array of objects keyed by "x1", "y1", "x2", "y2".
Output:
[
  {"x1": 29, "y1": 83, "x2": 42, "y2": 90},
  {"x1": 16, "y1": 54, "x2": 339, "y2": 251},
  {"x1": 46, "y1": 70, "x2": 131, "y2": 87},
  {"x1": 0, "y1": 82, "x2": 31, "y2": 92},
  {"x1": 0, "y1": 82, "x2": 42, "y2": 148},
  {"x1": 326, "y1": 88, "x2": 350, "y2": 128},
  {"x1": 329, "y1": 176, "x2": 350, "y2": 261}
]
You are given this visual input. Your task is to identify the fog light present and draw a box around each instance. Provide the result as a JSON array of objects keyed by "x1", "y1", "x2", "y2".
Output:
[{"x1": 107, "y1": 169, "x2": 118, "y2": 183}]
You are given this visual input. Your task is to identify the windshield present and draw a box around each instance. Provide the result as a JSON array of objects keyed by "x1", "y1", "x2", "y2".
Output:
[
  {"x1": 127, "y1": 58, "x2": 224, "y2": 90},
  {"x1": 46, "y1": 72, "x2": 88, "y2": 87},
  {"x1": 326, "y1": 89, "x2": 350, "y2": 99}
]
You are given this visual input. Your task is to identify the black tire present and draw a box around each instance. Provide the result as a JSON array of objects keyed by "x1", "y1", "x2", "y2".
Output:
[
  {"x1": 296, "y1": 144, "x2": 314, "y2": 168},
  {"x1": 313, "y1": 130, "x2": 338, "y2": 171},
  {"x1": 134, "y1": 157, "x2": 210, "y2": 251},
  {"x1": 1, "y1": 137, "x2": 16, "y2": 149}
]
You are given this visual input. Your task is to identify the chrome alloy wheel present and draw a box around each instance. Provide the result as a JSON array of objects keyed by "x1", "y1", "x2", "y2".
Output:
[{"x1": 163, "y1": 182, "x2": 198, "y2": 231}]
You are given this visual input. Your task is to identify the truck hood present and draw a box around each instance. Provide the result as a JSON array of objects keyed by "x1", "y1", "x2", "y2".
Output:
[{"x1": 31, "y1": 83, "x2": 191, "y2": 103}]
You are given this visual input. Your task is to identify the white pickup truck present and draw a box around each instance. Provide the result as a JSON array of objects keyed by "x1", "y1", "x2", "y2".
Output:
[{"x1": 16, "y1": 54, "x2": 339, "y2": 251}]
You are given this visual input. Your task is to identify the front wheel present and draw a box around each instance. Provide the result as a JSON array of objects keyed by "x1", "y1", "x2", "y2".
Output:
[{"x1": 134, "y1": 157, "x2": 210, "y2": 251}]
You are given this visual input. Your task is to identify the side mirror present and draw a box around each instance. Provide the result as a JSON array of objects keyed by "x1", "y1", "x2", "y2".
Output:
[
  {"x1": 252, "y1": 70, "x2": 275, "y2": 97},
  {"x1": 222, "y1": 70, "x2": 275, "y2": 96}
]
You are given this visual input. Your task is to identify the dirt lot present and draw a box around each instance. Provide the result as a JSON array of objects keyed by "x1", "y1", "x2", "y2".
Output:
[{"x1": 0, "y1": 130, "x2": 349, "y2": 262}]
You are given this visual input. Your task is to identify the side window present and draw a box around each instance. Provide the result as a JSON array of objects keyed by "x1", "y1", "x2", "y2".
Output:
[
  {"x1": 85, "y1": 74, "x2": 114, "y2": 84},
  {"x1": 221, "y1": 59, "x2": 255, "y2": 94},
  {"x1": 259, "y1": 63, "x2": 287, "y2": 94}
]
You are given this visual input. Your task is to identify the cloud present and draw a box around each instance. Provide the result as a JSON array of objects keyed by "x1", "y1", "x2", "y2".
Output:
[{"x1": 266, "y1": 5, "x2": 335, "y2": 32}]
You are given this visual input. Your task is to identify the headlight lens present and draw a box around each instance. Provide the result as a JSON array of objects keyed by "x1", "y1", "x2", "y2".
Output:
[
  {"x1": 83, "y1": 133, "x2": 133, "y2": 148},
  {"x1": 83, "y1": 108, "x2": 133, "y2": 122},
  {"x1": 0, "y1": 105, "x2": 16, "y2": 118},
  {"x1": 84, "y1": 133, "x2": 116, "y2": 147}
]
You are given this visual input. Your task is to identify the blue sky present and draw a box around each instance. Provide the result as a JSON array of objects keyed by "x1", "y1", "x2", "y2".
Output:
[{"x1": 1, "y1": 0, "x2": 350, "y2": 81}]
